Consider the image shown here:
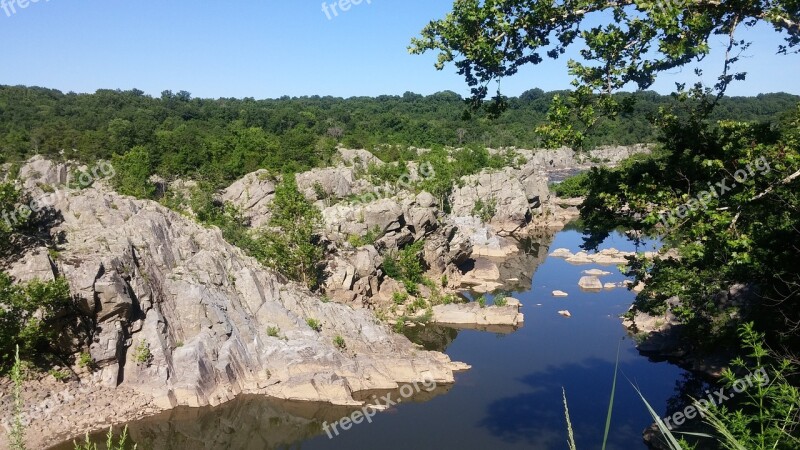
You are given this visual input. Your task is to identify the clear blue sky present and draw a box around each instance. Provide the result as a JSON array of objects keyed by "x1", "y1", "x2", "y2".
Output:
[{"x1": 1, "y1": 0, "x2": 797, "y2": 99}]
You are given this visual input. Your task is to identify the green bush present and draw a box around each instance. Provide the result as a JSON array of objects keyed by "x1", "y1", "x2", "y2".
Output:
[
  {"x1": 306, "y1": 318, "x2": 322, "y2": 332},
  {"x1": 551, "y1": 171, "x2": 590, "y2": 198},
  {"x1": 133, "y1": 340, "x2": 152, "y2": 364},
  {"x1": 333, "y1": 335, "x2": 346, "y2": 350},
  {"x1": 254, "y1": 177, "x2": 324, "y2": 289},
  {"x1": 267, "y1": 326, "x2": 280, "y2": 338},
  {"x1": 0, "y1": 273, "x2": 71, "y2": 371}
]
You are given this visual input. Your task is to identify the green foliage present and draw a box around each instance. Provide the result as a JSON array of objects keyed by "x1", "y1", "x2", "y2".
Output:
[
  {"x1": 477, "y1": 295, "x2": 487, "y2": 308},
  {"x1": 77, "y1": 352, "x2": 93, "y2": 369},
  {"x1": 472, "y1": 197, "x2": 497, "y2": 222},
  {"x1": 552, "y1": 172, "x2": 591, "y2": 198},
  {"x1": 333, "y1": 335, "x2": 346, "y2": 350},
  {"x1": 347, "y1": 225, "x2": 383, "y2": 248},
  {"x1": 383, "y1": 241, "x2": 426, "y2": 295},
  {"x1": 254, "y1": 176, "x2": 324, "y2": 289},
  {"x1": 73, "y1": 426, "x2": 136, "y2": 450},
  {"x1": 493, "y1": 292, "x2": 508, "y2": 307},
  {"x1": 266, "y1": 326, "x2": 280, "y2": 338},
  {"x1": 111, "y1": 146, "x2": 155, "y2": 199},
  {"x1": 133, "y1": 340, "x2": 151, "y2": 364},
  {"x1": 0, "y1": 274, "x2": 71, "y2": 371},
  {"x1": 393, "y1": 291, "x2": 409, "y2": 305},
  {"x1": 306, "y1": 318, "x2": 322, "y2": 332},
  {"x1": 707, "y1": 323, "x2": 800, "y2": 449},
  {"x1": 48, "y1": 368, "x2": 71, "y2": 381},
  {"x1": 10, "y1": 346, "x2": 25, "y2": 450}
]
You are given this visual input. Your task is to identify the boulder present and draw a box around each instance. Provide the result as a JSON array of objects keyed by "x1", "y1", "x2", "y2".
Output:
[
  {"x1": 578, "y1": 276, "x2": 603, "y2": 290},
  {"x1": 220, "y1": 170, "x2": 276, "y2": 229},
  {"x1": 552, "y1": 290, "x2": 569, "y2": 297},
  {"x1": 296, "y1": 167, "x2": 356, "y2": 201}
]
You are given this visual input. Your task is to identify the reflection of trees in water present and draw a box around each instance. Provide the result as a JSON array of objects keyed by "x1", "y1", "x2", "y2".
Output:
[
  {"x1": 51, "y1": 386, "x2": 454, "y2": 450},
  {"x1": 403, "y1": 323, "x2": 459, "y2": 352}
]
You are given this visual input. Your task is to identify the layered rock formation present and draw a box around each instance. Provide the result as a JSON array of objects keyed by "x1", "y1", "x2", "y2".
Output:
[{"x1": 0, "y1": 160, "x2": 468, "y2": 449}]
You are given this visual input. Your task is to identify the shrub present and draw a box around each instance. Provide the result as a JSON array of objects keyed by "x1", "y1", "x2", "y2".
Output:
[
  {"x1": 551, "y1": 171, "x2": 590, "y2": 198},
  {"x1": 494, "y1": 292, "x2": 508, "y2": 307},
  {"x1": 133, "y1": 340, "x2": 152, "y2": 364},
  {"x1": 77, "y1": 352, "x2": 94, "y2": 369},
  {"x1": 477, "y1": 295, "x2": 487, "y2": 308},
  {"x1": 472, "y1": 197, "x2": 497, "y2": 222},
  {"x1": 333, "y1": 335, "x2": 346, "y2": 350},
  {"x1": 306, "y1": 318, "x2": 322, "y2": 332},
  {"x1": 267, "y1": 326, "x2": 280, "y2": 338},
  {"x1": 254, "y1": 177, "x2": 324, "y2": 289},
  {"x1": 0, "y1": 273, "x2": 71, "y2": 371},
  {"x1": 393, "y1": 291, "x2": 409, "y2": 305}
]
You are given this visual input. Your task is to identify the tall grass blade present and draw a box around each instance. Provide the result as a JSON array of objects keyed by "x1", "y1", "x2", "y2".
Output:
[
  {"x1": 601, "y1": 342, "x2": 621, "y2": 450},
  {"x1": 562, "y1": 387, "x2": 578, "y2": 450},
  {"x1": 630, "y1": 382, "x2": 687, "y2": 450}
]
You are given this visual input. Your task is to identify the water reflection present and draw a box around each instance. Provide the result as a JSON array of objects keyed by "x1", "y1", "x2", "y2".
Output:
[{"x1": 50, "y1": 385, "x2": 453, "y2": 450}]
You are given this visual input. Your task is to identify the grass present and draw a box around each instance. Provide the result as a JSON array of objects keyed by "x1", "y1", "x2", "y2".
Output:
[
  {"x1": 73, "y1": 426, "x2": 137, "y2": 450},
  {"x1": 306, "y1": 318, "x2": 322, "y2": 332},
  {"x1": 333, "y1": 335, "x2": 346, "y2": 350},
  {"x1": 267, "y1": 326, "x2": 280, "y2": 337},
  {"x1": 494, "y1": 292, "x2": 508, "y2": 307}
]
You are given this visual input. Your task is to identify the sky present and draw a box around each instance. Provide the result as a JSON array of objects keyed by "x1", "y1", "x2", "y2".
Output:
[{"x1": 0, "y1": 0, "x2": 797, "y2": 99}]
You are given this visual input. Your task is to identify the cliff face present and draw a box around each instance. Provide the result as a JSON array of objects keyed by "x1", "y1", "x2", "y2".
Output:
[{"x1": 0, "y1": 157, "x2": 466, "y2": 448}]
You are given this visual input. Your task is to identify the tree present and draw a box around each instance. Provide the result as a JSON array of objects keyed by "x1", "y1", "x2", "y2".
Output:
[
  {"x1": 0, "y1": 272, "x2": 71, "y2": 370},
  {"x1": 111, "y1": 146, "x2": 156, "y2": 199},
  {"x1": 410, "y1": 0, "x2": 799, "y2": 117},
  {"x1": 254, "y1": 176, "x2": 324, "y2": 289}
]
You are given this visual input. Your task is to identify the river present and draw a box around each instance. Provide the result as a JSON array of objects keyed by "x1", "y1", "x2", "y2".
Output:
[{"x1": 51, "y1": 228, "x2": 689, "y2": 450}]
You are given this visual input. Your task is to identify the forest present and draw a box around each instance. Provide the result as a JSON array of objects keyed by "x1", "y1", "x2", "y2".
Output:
[{"x1": 0, "y1": 84, "x2": 797, "y2": 188}]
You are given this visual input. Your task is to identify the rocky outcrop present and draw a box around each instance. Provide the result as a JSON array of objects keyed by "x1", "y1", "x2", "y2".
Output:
[
  {"x1": 296, "y1": 167, "x2": 362, "y2": 202},
  {"x1": 550, "y1": 247, "x2": 658, "y2": 265},
  {"x1": 220, "y1": 170, "x2": 276, "y2": 229},
  {"x1": 449, "y1": 164, "x2": 548, "y2": 233},
  {"x1": 0, "y1": 159, "x2": 468, "y2": 449},
  {"x1": 432, "y1": 302, "x2": 524, "y2": 329}
]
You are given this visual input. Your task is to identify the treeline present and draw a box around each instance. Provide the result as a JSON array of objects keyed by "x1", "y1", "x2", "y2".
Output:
[{"x1": 0, "y1": 85, "x2": 797, "y2": 187}]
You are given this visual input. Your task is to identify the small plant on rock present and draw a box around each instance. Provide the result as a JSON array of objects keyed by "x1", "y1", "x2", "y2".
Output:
[
  {"x1": 306, "y1": 318, "x2": 322, "y2": 332},
  {"x1": 133, "y1": 340, "x2": 152, "y2": 365},
  {"x1": 333, "y1": 335, "x2": 346, "y2": 350},
  {"x1": 267, "y1": 326, "x2": 280, "y2": 338}
]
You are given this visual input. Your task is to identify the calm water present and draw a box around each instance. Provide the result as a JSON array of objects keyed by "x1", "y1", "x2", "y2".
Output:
[{"x1": 52, "y1": 229, "x2": 690, "y2": 450}]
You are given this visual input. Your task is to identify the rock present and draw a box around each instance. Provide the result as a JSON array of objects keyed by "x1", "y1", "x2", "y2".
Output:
[
  {"x1": 338, "y1": 148, "x2": 384, "y2": 169},
  {"x1": 552, "y1": 290, "x2": 569, "y2": 297},
  {"x1": 322, "y1": 198, "x2": 404, "y2": 241},
  {"x1": 578, "y1": 276, "x2": 603, "y2": 290},
  {"x1": 449, "y1": 167, "x2": 548, "y2": 233},
  {"x1": 432, "y1": 303, "x2": 524, "y2": 328},
  {"x1": 549, "y1": 248, "x2": 573, "y2": 258},
  {"x1": 583, "y1": 269, "x2": 612, "y2": 276},
  {"x1": 3, "y1": 157, "x2": 469, "y2": 447},
  {"x1": 603, "y1": 282, "x2": 617, "y2": 289},
  {"x1": 558, "y1": 310, "x2": 572, "y2": 318},
  {"x1": 504, "y1": 298, "x2": 522, "y2": 308},
  {"x1": 296, "y1": 167, "x2": 356, "y2": 201},
  {"x1": 220, "y1": 170, "x2": 276, "y2": 229}
]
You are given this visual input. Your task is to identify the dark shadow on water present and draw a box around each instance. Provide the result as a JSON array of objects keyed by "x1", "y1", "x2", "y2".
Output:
[{"x1": 478, "y1": 357, "x2": 669, "y2": 450}]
